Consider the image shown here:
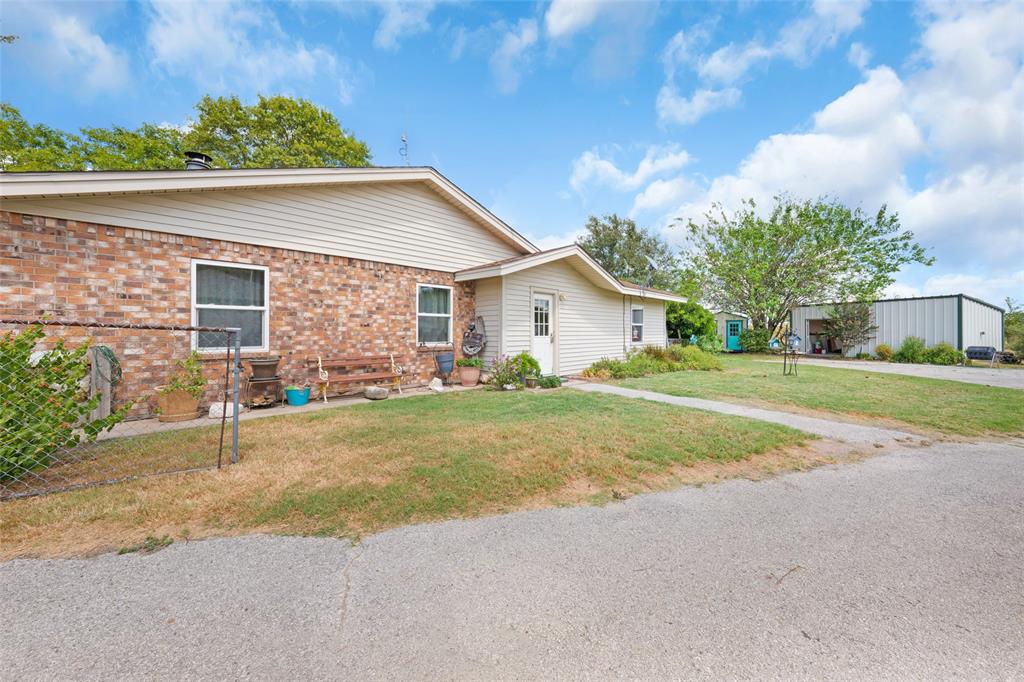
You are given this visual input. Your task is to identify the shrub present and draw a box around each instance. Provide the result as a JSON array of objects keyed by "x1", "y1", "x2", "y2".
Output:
[
  {"x1": 672, "y1": 345, "x2": 723, "y2": 371},
  {"x1": 892, "y1": 336, "x2": 927, "y2": 364},
  {"x1": 0, "y1": 324, "x2": 132, "y2": 481},
  {"x1": 639, "y1": 345, "x2": 675, "y2": 362},
  {"x1": 537, "y1": 375, "x2": 562, "y2": 389},
  {"x1": 922, "y1": 342, "x2": 964, "y2": 366},
  {"x1": 488, "y1": 355, "x2": 523, "y2": 390},
  {"x1": 874, "y1": 343, "x2": 893, "y2": 361},
  {"x1": 855, "y1": 352, "x2": 872, "y2": 360},
  {"x1": 693, "y1": 333, "x2": 723, "y2": 354},
  {"x1": 739, "y1": 328, "x2": 771, "y2": 353},
  {"x1": 509, "y1": 351, "x2": 541, "y2": 378},
  {"x1": 456, "y1": 357, "x2": 483, "y2": 368},
  {"x1": 582, "y1": 346, "x2": 721, "y2": 379}
]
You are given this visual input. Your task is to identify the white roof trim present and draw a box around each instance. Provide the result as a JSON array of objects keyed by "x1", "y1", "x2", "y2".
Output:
[
  {"x1": 0, "y1": 166, "x2": 538, "y2": 254},
  {"x1": 455, "y1": 245, "x2": 686, "y2": 302}
]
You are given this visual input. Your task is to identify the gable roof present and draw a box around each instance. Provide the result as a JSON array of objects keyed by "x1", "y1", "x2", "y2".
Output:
[
  {"x1": 0, "y1": 166, "x2": 538, "y2": 255},
  {"x1": 454, "y1": 244, "x2": 686, "y2": 302}
]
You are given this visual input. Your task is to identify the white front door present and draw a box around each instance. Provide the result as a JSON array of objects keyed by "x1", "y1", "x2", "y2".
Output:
[{"x1": 531, "y1": 293, "x2": 555, "y2": 375}]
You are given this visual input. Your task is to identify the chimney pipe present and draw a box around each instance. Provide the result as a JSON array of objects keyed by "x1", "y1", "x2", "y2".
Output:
[{"x1": 184, "y1": 151, "x2": 213, "y2": 171}]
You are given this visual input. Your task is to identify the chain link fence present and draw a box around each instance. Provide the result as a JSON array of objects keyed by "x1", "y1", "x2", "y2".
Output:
[{"x1": 1, "y1": 318, "x2": 241, "y2": 499}]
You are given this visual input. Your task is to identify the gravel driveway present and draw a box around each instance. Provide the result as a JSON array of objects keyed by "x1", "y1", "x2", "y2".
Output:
[
  {"x1": 2, "y1": 439, "x2": 1022, "y2": 680},
  {"x1": 772, "y1": 357, "x2": 1024, "y2": 390}
]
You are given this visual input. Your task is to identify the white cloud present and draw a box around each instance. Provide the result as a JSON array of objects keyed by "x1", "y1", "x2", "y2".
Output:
[
  {"x1": 49, "y1": 15, "x2": 129, "y2": 92},
  {"x1": 657, "y1": 1, "x2": 1023, "y2": 289},
  {"x1": 659, "y1": 1, "x2": 868, "y2": 125},
  {"x1": 887, "y1": 271, "x2": 1024, "y2": 305},
  {"x1": 490, "y1": 19, "x2": 539, "y2": 95},
  {"x1": 1, "y1": 2, "x2": 129, "y2": 95},
  {"x1": 146, "y1": 0, "x2": 359, "y2": 104},
  {"x1": 656, "y1": 85, "x2": 742, "y2": 126},
  {"x1": 545, "y1": 0, "x2": 602, "y2": 39},
  {"x1": 570, "y1": 144, "x2": 691, "y2": 193},
  {"x1": 529, "y1": 227, "x2": 588, "y2": 251},
  {"x1": 373, "y1": 1, "x2": 437, "y2": 51},
  {"x1": 631, "y1": 177, "x2": 693, "y2": 214},
  {"x1": 847, "y1": 42, "x2": 871, "y2": 70},
  {"x1": 660, "y1": 25, "x2": 713, "y2": 79}
]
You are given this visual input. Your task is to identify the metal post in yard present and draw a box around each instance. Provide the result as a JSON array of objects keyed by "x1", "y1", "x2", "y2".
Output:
[{"x1": 230, "y1": 329, "x2": 242, "y2": 464}]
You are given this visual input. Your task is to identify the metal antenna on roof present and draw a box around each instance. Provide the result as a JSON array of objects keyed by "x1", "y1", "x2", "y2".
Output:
[{"x1": 399, "y1": 133, "x2": 409, "y2": 166}]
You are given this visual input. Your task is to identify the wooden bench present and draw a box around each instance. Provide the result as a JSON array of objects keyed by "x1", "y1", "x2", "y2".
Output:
[{"x1": 306, "y1": 354, "x2": 404, "y2": 402}]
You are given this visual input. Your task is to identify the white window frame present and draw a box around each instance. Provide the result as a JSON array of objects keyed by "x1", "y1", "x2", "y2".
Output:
[
  {"x1": 416, "y1": 283, "x2": 454, "y2": 347},
  {"x1": 191, "y1": 259, "x2": 270, "y2": 353},
  {"x1": 631, "y1": 303, "x2": 644, "y2": 344}
]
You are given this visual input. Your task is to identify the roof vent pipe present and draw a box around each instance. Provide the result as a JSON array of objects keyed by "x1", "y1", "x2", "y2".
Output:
[{"x1": 184, "y1": 151, "x2": 213, "y2": 171}]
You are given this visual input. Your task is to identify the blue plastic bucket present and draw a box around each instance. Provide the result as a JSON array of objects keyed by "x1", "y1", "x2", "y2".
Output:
[
  {"x1": 285, "y1": 386, "x2": 311, "y2": 407},
  {"x1": 435, "y1": 352, "x2": 455, "y2": 375}
]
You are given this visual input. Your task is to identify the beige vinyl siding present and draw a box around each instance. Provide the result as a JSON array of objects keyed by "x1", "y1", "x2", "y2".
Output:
[
  {"x1": 502, "y1": 259, "x2": 628, "y2": 375},
  {"x1": 474, "y1": 277, "x2": 502, "y2": 366},
  {"x1": 3, "y1": 182, "x2": 524, "y2": 272},
  {"x1": 961, "y1": 298, "x2": 1003, "y2": 350}
]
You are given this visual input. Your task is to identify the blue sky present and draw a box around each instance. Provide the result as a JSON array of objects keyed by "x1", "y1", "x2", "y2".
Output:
[{"x1": 2, "y1": 0, "x2": 1022, "y2": 304}]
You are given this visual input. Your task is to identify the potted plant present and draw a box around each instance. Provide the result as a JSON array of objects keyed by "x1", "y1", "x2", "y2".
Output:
[
  {"x1": 510, "y1": 351, "x2": 541, "y2": 388},
  {"x1": 456, "y1": 357, "x2": 484, "y2": 387},
  {"x1": 284, "y1": 384, "x2": 312, "y2": 406},
  {"x1": 155, "y1": 351, "x2": 205, "y2": 422}
]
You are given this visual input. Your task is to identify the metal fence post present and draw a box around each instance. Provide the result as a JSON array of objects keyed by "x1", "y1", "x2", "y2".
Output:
[{"x1": 231, "y1": 329, "x2": 242, "y2": 464}]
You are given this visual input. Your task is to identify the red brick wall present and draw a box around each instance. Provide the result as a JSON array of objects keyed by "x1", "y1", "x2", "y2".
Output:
[{"x1": 1, "y1": 211, "x2": 476, "y2": 416}]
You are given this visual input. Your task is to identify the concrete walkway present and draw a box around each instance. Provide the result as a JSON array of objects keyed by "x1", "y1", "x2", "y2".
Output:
[
  {"x1": 573, "y1": 382, "x2": 926, "y2": 444},
  {"x1": 766, "y1": 357, "x2": 1024, "y2": 390},
  {"x1": 2, "y1": 439, "x2": 1021, "y2": 680}
]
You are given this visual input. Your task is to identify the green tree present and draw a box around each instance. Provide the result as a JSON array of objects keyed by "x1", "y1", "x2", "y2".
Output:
[
  {"x1": 77, "y1": 123, "x2": 185, "y2": 170},
  {"x1": 0, "y1": 104, "x2": 83, "y2": 170},
  {"x1": 822, "y1": 302, "x2": 877, "y2": 354},
  {"x1": 1005, "y1": 298, "x2": 1024, "y2": 356},
  {"x1": 577, "y1": 214, "x2": 683, "y2": 292},
  {"x1": 0, "y1": 96, "x2": 371, "y2": 171},
  {"x1": 666, "y1": 301, "x2": 715, "y2": 340},
  {"x1": 184, "y1": 95, "x2": 370, "y2": 168},
  {"x1": 681, "y1": 196, "x2": 933, "y2": 332}
]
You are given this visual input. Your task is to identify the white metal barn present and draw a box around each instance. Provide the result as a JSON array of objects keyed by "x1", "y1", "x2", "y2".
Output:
[{"x1": 789, "y1": 294, "x2": 1005, "y2": 356}]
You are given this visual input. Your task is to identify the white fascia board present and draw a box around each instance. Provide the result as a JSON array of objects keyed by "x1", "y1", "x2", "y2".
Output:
[{"x1": 455, "y1": 244, "x2": 687, "y2": 302}]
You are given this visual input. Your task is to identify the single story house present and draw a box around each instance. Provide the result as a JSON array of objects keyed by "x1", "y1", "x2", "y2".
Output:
[
  {"x1": 1, "y1": 165, "x2": 682, "y2": 404},
  {"x1": 790, "y1": 295, "x2": 1004, "y2": 356},
  {"x1": 713, "y1": 311, "x2": 749, "y2": 352}
]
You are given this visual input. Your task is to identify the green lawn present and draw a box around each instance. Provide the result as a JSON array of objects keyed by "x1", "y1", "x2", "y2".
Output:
[
  {"x1": 618, "y1": 354, "x2": 1024, "y2": 436},
  {"x1": 1, "y1": 389, "x2": 809, "y2": 558}
]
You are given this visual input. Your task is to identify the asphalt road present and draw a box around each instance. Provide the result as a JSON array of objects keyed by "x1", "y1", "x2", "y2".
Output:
[{"x1": 2, "y1": 440, "x2": 1022, "y2": 680}]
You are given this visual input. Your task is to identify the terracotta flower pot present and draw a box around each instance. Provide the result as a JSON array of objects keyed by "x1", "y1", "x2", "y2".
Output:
[
  {"x1": 458, "y1": 366, "x2": 481, "y2": 387},
  {"x1": 155, "y1": 387, "x2": 201, "y2": 422},
  {"x1": 525, "y1": 377, "x2": 539, "y2": 389}
]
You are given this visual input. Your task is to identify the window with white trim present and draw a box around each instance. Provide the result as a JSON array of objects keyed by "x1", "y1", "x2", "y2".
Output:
[
  {"x1": 192, "y1": 260, "x2": 269, "y2": 351},
  {"x1": 631, "y1": 304, "x2": 644, "y2": 343},
  {"x1": 417, "y1": 284, "x2": 453, "y2": 345}
]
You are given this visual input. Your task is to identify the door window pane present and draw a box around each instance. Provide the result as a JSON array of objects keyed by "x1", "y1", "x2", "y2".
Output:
[{"x1": 533, "y1": 298, "x2": 550, "y2": 337}]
